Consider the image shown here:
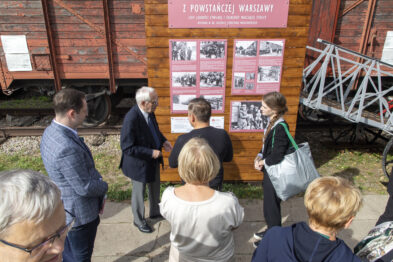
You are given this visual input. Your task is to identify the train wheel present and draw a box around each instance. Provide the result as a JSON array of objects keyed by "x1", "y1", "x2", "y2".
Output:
[
  {"x1": 298, "y1": 104, "x2": 330, "y2": 122},
  {"x1": 83, "y1": 94, "x2": 111, "y2": 127},
  {"x1": 330, "y1": 123, "x2": 381, "y2": 145},
  {"x1": 382, "y1": 137, "x2": 393, "y2": 178}
]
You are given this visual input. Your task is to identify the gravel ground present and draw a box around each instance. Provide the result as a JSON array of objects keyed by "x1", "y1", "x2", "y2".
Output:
[
  {"x1": 0, "y1": 135, "x2": 121, "y2": 156},
  {"x1": 0, "y1": 129, "x2": 389, "y2": 194}
]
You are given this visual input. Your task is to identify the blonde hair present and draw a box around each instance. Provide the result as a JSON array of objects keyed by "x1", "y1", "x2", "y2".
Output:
[
  {"x1": 178, "y1": 137, "x2": 220, "y2": 184},
  {"x1": 304, "y1": 176, "x2": 362, "y2": 231}
]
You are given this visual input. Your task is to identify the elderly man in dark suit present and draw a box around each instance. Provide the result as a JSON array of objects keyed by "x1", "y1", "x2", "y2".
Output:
[
  {"x1": 41, "y1": 88, "x2": 108, "y2": 262},
  {"x1": 120, "y1": 86, "x2": 172, "y2": 233}
]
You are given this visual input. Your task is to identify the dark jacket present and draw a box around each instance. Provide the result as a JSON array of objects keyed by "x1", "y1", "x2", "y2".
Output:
[
  {"x1": 260, "y1": 120, "x2": 290, "y2": 166},
  {"x1": 120, "y1": 105, "x2": 166, "y2": 183},
  {"x1": 168, "y1": 126, "x2": 233, "y2": 187},
  {"x1": 251, "y1": 222, "x2": 362, "y2": 262}
]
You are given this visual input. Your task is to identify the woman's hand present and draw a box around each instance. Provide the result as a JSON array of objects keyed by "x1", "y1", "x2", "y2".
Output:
[{"x1": 254, "y1": 159, "x2": 264, "y2": 170}]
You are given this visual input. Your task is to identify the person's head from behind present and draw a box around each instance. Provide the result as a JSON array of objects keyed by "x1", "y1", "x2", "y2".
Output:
[
  {"x1": 53, "y1": 88, "x2": 87, "y2": 129},
  {"x1": 187, "y1": 98, "x2": 211, "y2": 126},
  {"x1": 0, "y1": 170, "x2": 70, "y2": 262},
  {"x1": 261, "y1": 91, "x2": 288, "y2": 118},
  {"x1": 304, "y1": 176, "x2": 362, "y2": 233},
  {"x1": 135, "y1": 86, "x2": 158, "y2": 114},
  {"x1": 178, "y1": 138, "x2": 219, "y2": 185}
]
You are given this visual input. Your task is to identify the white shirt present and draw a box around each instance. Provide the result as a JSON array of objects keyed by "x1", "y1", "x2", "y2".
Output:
[
  {"x1": 53, "y1": 119, "x2": 78, "y2": 136},
  {"x1": 138, "y1": 105, "x2": 149, "y2": 124},
  {"x1": 160, "y1": 187, "x2": 244, "y2": 262}
]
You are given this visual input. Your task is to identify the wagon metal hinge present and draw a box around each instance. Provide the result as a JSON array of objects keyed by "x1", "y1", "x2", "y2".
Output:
[{"x1": 52, "y1": 0, "x2": 147, "y2": 65}]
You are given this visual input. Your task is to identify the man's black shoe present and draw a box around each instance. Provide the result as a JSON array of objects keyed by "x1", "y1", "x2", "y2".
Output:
[
  {"x1": 149, "y1": 214, "x2": 163, "y2": 220},
  {"x1": 133, "y1": 221, "x2": 153, "y2": 233},
  {"x1": 253, "y1": 240, "x2": 261, "y2": 248},
  {"x1": 253, "y1": 230, "x2": 266, "y2": 240}
]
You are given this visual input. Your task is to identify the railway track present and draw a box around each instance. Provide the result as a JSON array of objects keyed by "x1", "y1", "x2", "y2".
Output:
[
  {"x1": 0, "y1": 125, "x2": 122, "y2": 138},
  {"x1": 0, "y1": 106, "x2": 127, "y2": 138}
]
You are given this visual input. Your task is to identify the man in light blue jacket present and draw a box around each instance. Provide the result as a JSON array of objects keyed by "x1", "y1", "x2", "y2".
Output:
[{"x1": 41, "y1": 88, "x2": 108, "y2": 262}]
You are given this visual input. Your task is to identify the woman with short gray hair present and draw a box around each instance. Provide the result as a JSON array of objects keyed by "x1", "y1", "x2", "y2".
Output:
[{"x1": 0, "y1": 169, "x2": 74, "y2": 262}]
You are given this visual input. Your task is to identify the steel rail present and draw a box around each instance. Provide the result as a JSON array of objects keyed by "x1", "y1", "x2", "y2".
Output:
[{"x1": 0, "y1": 125, "x2": 122, "y2": 137}]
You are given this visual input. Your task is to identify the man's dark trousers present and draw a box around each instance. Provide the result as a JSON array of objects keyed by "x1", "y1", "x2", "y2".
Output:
[{"x1": 63, "y1": 216, "x2": 100, "y2": 262}]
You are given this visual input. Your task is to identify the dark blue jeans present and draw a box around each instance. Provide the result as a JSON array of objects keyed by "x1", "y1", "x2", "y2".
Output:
[{"x1": 63, "y1": 216, "x2": 100, "y2": 262}]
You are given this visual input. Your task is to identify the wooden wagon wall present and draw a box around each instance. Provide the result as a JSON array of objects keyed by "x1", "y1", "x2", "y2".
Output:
[
  {"x1": 0, "y1": 0, "x2": 147, "y2": 91},
  {"x1": 145, "y1": 0, "x2": 313, "y2": 182},
  {"x1": 335, "y1": 0, "x2": 393, "y2": 59},
  {"x1": 305, "y1": 0, "x2": 393, "y2": 74}
]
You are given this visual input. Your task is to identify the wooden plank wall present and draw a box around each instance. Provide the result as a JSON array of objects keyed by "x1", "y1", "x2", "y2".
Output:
[
  {"x1": 305, "y1": 0, "x2": 340, "y2": 66},
  {"x1": 333, "y1": 0, "x2": 393, "y2": 72},
  {"x1": 335, "y1": 0, "x2": 393, "y2": 57},
  {"x1": 0, "y1": 0, "x2": 147, "y2": 83},
  {"x1": 145, "y1": 0, "x2": 313, "y2": 182}
]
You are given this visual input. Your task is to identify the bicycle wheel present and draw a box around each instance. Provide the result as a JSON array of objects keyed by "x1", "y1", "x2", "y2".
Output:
[{"x1": 382, "y1": 137, "x2": 393, "y2": 178}]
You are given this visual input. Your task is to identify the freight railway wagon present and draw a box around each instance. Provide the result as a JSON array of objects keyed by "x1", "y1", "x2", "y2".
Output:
[
  {"x1": 306, "y1": 0, "x2": 393, "y2": 73},
  {"x1": 1, "y1": 0, "x2": 393, "y2": 124},
  {"x1": 0, "y1": 0, "x2": 147, "y2": 125}
]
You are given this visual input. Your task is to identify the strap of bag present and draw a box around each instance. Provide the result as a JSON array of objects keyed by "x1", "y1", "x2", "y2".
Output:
[
  {"x1": 272, "y1": 122, "x2": 298, "y2": 150},
  {"x1": 279, "y1": 122, "x2": 298, "y2": 150}
]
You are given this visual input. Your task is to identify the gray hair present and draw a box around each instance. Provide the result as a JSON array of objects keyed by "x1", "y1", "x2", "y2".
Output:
[
  {"x1": 0, "y1": 170, "x2": 61, "y2": 237},
  {"x1": 135, "y1": 86, "x2": 156, "y2": 105}
]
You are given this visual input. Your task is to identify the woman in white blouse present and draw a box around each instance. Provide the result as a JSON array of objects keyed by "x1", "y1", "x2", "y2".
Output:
[{"x1": 160, "y1": 137, "x2": 244, "y2": 262}]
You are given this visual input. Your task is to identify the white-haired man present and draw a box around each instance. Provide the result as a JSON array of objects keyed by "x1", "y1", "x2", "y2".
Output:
[
  {"x1": 0, "y1": 169, "x2": 72, "y2": 262},
  {"x1": 120, "y1": 86, "x2": 172, "y2": 233}
]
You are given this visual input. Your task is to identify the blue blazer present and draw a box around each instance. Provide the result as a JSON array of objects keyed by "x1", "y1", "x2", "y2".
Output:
[
  {"x1": 120, "y1": 105, "x2": 166, "y2": 183},
  {"x1": 41, "y1": 121, "x2": 108, "y2": 227}
]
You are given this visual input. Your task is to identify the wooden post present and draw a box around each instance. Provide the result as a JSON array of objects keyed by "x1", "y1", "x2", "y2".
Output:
[
  {"x1": 103, "y1": 0, "x2": 116, "y2": 93},
  {"x1": 41, "y1": 0, "x2": 62, "y2": 92}
]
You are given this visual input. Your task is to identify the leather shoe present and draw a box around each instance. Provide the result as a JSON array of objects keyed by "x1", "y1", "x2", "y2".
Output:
[
  {"x1": 133, "y1": 221, "x2": 153, "y2": 233},
  {"x1": 149, "y1": 214, "x2": 163, "y2": 220}
]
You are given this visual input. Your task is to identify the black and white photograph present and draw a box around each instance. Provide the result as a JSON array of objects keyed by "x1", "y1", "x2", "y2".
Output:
[
  {"x1": 246, "y1": 72, "x2": 255, "y2": 80},
  {"x1": 171, "y1": 41, "x2": 197, "y2": 61},
  {"x1": 200, "y1": 41, "x2": 226, "y2": 59},
  {"x1": 259, "y1": 40, "x2": 284, "y2": 56},
  {"x1": 234, "y1": 72, "x2": 245, "y2": 89},
  {"x1": 257, "y1": 66, "x2": 281, "y2": 83},
  {"x1": 200, "y1": 95, "x2": 223, "y2": 111},
  {"x1": 172, "y1": 94, "x2": 197, "y2": 111},
  {"x1": 235, "y1": 41, "x2": 257, "y2": 57},
  {"x1": 200, "y1": 72, "x2": 225, "y2": 88},
  {"x1": 246, "y1": 83, "x2": 254, "y2": 90},
  {"x1": 230, "y1": 101, "x2": 267, "y2": 131},
  {"x1": 172, "y1": 72, "x2": 197, "y2": 87}
]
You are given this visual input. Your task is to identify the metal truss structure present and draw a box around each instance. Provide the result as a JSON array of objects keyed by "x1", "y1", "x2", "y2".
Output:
[{"x1": 300, "y1": 39, "x2": 393, "y2": 135}]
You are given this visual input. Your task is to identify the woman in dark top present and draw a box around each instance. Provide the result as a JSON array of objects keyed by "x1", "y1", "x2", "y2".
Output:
[{"x1": 253, "y1": 92, "x2": 290, "y2": 247}]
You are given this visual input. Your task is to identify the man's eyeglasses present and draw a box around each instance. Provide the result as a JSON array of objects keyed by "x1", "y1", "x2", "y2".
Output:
[
  {"x1": 0, "y1": 210, "x2": 75, "y2": 256},
  {"x1": 149, "y1": 100, "x2": 158, "y2": 106}
]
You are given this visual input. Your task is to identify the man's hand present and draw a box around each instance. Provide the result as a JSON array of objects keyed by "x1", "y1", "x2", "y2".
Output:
[
  {"x1": 152, "y1": 149, "x2": 162, "y2": 159},
  {"x1": 99, "y1": 199, "x2": 106, "y2": 215},
  {"x1": 163, "y1": 141, "x2": 173, "y2": 152}
]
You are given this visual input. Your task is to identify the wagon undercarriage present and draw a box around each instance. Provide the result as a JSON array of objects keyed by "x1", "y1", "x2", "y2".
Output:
[{"x1": 300, "y1": 39, "x2": 393, "y2": 177}]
